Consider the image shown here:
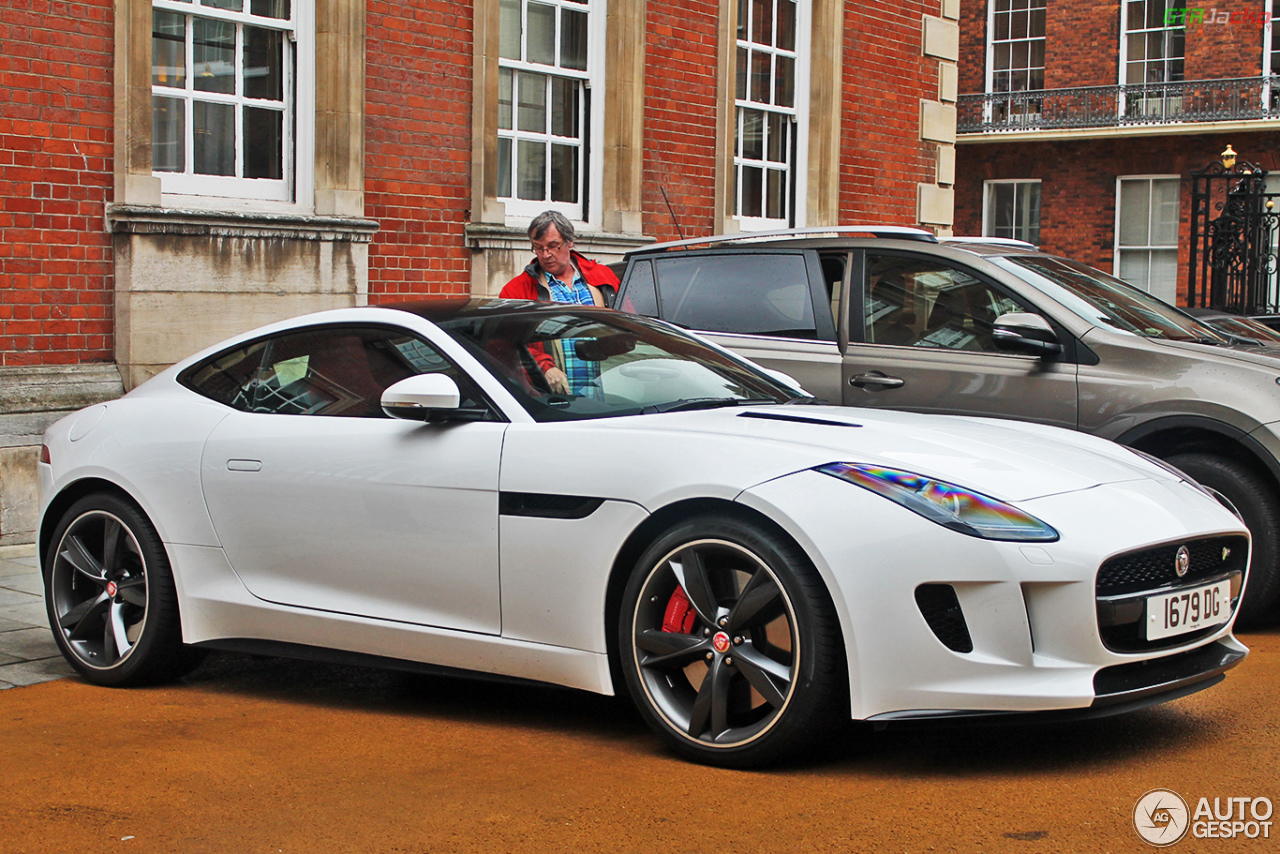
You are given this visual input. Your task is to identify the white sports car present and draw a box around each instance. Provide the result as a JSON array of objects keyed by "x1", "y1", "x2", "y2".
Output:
[{"x1": 38, "y1": 299, "x2": 1249, "y2": 766}]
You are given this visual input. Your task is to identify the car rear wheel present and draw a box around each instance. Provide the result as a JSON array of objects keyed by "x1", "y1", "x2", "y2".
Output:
[
  {"x1": 44, "y1": 493, "x2": 205, "y2": 686},
  {"x1": 1166, "y1": 453, "x2": 1280, "y2": 627},
  {"x1": 619, "y1": 514, "x2": 844, "y2": 767}
]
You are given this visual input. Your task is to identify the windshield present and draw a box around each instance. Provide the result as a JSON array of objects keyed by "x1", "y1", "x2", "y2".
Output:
[
  {"x1": 438, "y1": 305, "x2": 796, "y2": 421},
  {"x1": 993, "y1": 255, "x2": 1227, "y2": 343}
]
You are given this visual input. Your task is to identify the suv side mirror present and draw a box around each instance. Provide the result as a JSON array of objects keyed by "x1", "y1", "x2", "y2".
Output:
[
  {"x1": 992, "y1": 312, "x2": 1063, "y2": 358},
  {"x1": 381, "y1": 374, "x2": 461, "y2": 420}
]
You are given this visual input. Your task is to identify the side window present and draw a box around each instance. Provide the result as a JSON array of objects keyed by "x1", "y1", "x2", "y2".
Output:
[
  {"x1": 621, "y1": 259, "x2": 659, "y2": 316},
  {"x1": 183, "y1": 326, "x2": 493, "y2": 417},
  {"x1": 863, "y1": 256, "x2": 1025, "y2": 352},
  {"x1": 653, "y1": 253, "x2": 830, "y2": 340}
]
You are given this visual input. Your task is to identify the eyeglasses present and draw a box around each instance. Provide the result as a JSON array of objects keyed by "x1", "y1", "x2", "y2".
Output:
[{"x1": 532, "y1": 240, "x2": 566, "y2": 255}]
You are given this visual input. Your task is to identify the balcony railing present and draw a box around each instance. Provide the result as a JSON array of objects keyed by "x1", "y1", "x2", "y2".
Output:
[{"x1": 958, "y1": 76, "x2": 1280, "y2": 134}]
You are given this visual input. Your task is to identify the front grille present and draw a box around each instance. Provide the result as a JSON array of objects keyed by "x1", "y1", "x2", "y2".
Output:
[
  {"x1": 1097, "y1": 535, "x2": 1247, "y2": 596},
  {"x1": 915, "y1": 584, "x2": 973, "y2": 653},
  {"x1": 1096, "y1": 535, "x2": 1247, "y2": 653}
]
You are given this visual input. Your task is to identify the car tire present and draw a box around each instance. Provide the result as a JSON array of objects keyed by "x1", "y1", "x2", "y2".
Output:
[
  {"x1": 618, "y1": 513, "x2": 844, "y2": 767},
  {"x1": 1166, "y1": 453, "x2": 1280, "y2": 627},
  {"x1": 44, "y1": 493, "x2": 206, "y2": 686}
]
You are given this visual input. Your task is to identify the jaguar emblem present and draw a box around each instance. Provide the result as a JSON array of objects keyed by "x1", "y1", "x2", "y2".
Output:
[{"x1": 1175, "y1": 545, "x2": 1190, "y2": 577}]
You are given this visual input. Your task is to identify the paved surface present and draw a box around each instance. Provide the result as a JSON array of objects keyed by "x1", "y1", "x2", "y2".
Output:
[
  {"x1": 0, "y1": 553, "x2": 1276, "y2": 853},
  {"x1": 0, "y1": 544, "x2": 74, "y2": 689}
]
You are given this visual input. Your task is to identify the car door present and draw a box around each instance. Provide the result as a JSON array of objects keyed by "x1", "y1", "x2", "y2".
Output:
[
  {"x1": 621, "y1": 250, "x2": 845, "y2": 401},
  {"x1": 844, "y1": 250, "x2": 1079, "y2": 428},
  {"x1": 196, "y1": 324, "x2": 507, "y2": 634}
]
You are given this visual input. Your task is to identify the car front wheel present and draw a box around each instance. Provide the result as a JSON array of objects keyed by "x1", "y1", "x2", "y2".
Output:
[
  {"x1": 619, "y1": 514, "x2": 844, "y2": 767},
  {"x1": 44, "y1": 493, "x2": 204, "y2": 686}
]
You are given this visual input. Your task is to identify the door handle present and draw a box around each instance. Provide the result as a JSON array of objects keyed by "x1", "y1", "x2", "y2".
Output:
[
  {"x1": 226, "y1": 459, "x2": 263, "y2": 472},
  {"x1": 849, "y1": 372, "x2": 905, "y2": 390}
]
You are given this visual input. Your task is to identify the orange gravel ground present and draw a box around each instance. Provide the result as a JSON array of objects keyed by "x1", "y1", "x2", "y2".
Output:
[{"x1": 1, "y1": 628, "x2": 1276, "y2": 854}]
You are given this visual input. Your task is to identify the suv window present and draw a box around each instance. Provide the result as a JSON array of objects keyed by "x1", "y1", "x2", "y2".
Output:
[
  {"x1": 652, "y1": 253, "x2": 830, "y2": 339},
  {"x1": 865, "y1": 255, "x2": 1024, "y2": 351},
  {"x1": 182, "y1": 325, "x2": 492, "y2": 418}
]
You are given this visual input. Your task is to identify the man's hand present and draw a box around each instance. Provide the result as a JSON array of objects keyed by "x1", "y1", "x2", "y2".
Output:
[{"x1": 544, "y1": 366, "x2": 571, "y2": 395}]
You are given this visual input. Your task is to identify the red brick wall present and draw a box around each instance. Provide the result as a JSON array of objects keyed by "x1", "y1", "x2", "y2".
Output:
[
  {"x1": 955, "y1": 131, "x2": 1280, "y2": 303},
  {"x1": 1184, "y1": 1, "x2": 1264, "y2": 80},
  {"x1": 364, "y1": 1, "x2": 475, "y2": 301},
  {"x1": 0, "y1": 0, "x2": 114, "y2": 366},
  {"x1": 642, "y1": 0, "x2": 722, "y2": 242},
  {"x1": 959, "y1": 0, "x2": 986, "y2": 95},
  {"x1": 1046, "y1": 0, "x2": 1118, "y2": 89},
  {"x1": 840, "y1": 2, "x2": 939, "y2": 224}
]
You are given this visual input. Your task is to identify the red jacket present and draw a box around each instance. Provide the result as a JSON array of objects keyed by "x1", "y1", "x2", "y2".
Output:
[
  {"x1": 499, "y1": 252, "x2": 622, "y2": 372},
  {"x1": 499, "y1": 251, "x2": 620, "y2": 302}
]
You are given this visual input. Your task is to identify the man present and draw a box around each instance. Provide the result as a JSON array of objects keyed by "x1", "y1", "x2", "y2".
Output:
[{"x1": 500, "y1": 211, "x2": 621, "y2": 395}]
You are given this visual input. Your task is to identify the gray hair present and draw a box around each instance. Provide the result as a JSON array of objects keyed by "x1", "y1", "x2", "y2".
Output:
[{"x1": 528, "y1": 210, "x2": 576, "y2": 244}]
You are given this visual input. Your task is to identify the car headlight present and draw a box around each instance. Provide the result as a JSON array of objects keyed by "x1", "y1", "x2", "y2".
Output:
[{"x1": 816, "y1": 462, "x2": 1059, "y2": 542}]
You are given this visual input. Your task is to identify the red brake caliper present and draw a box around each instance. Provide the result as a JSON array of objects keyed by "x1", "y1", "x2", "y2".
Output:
[{"x1": 661, "y1": 585, "x2": 697, "y2": 633}]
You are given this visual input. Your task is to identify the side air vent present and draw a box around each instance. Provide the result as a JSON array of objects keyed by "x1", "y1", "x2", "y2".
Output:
[{"x1": 915, "y1": 584, "x2": 974, "y2": 653}]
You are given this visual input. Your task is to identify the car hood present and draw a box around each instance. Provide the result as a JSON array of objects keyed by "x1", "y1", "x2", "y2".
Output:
[{"x1": 503, "y1": 405, "x2": 1178, "y2": 505}]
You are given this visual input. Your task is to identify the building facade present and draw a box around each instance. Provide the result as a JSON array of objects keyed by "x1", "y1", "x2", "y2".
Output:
[
  {"x1": 0, "y1": 0, "x2": 960, "y2": 543},
  {"x1": 955, "y1": 0, "x2": 1280, "y2": 306}
]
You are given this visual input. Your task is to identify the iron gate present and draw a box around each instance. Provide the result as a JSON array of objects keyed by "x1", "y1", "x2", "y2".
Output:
[{"x1": 1188, "y1": 159, "x2": 1280, "y2": 314}]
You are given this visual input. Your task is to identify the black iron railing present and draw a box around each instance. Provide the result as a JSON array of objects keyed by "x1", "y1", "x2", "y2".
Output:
[{"x1": 959, "y1": 77, "x2": 1280, "y2": 134}]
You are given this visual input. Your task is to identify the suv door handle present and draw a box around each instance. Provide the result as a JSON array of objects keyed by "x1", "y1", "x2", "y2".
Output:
[{"x1": 849, "y1": 371, "x2": 905, "y2": 390}]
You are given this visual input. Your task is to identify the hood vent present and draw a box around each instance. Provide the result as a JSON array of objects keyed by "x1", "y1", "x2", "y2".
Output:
[{"x1": 736, "y1": 410, "x2": 862, "y2": 428}]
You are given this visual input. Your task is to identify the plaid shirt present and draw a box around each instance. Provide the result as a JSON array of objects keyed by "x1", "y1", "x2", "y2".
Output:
[{"x1": 545, "y1": 269, "x2": 601, "y2": 397}]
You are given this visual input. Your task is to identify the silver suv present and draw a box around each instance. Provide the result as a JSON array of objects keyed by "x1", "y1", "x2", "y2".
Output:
[{"x1": 611, "y1": 227, "x2": 1280, "y2": 625}]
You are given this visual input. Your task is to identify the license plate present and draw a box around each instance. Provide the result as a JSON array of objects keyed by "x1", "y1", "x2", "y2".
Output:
[{"x1": 1146, "y1": 580, "x2": 1232, "y2": 640}]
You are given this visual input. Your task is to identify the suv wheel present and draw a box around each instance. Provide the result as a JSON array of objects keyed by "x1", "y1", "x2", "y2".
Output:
[{"x1": 1166, "y1": 453, "x2": 1280, "y2": 627}]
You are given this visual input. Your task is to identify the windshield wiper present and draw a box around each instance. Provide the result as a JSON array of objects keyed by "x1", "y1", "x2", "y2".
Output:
[{"x1": 641, "y1": 397, "x2": 778, "y2": 414}]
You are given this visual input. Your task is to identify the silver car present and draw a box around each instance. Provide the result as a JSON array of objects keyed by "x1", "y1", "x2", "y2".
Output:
[{"x1": 612, "y1": 228, "x2": 1280, "y2": 625}]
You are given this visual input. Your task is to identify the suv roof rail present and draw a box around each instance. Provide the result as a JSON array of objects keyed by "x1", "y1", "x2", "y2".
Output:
[
  {"x1": 944, "y1": 236, "x2": 1038, "y2": 249},
  {"x1": 626, "y1": 224, "x2": 939, "y2": 255}
]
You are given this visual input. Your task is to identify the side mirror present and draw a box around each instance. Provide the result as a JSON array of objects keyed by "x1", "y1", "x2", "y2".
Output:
[
  {"x1": 381, "y1": 374, "x2": 461, "y2": 420},
  {"x1": 992, "y1": 312, "x2": 1063, "y2": 358}
]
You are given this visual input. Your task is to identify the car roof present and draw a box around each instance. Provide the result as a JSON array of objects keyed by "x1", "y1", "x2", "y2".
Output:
[
  {"x1": 370, "y1": 297, "x2": 592, "y2": 323},
  {"x1": 621, "y1": 226, "x2": 1048, "y2": 260}
]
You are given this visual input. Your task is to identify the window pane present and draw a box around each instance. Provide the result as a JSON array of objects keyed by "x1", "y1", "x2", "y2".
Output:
[
  {"x1": 766, "y1": 111, "x2": 787, "y2": 162},
  {"x1": 656, "y1": 254, "x2": 817, "y2": 336},
  {"x1": 550, "y1": 76, "x2": 579, "y2": 137},
  {"x1": 741, "y1": 108, "x2": 764, "y2": 159},
  {"x1": 561, "y1": 8, "x2": 587, "y2": 71},
  {"x1": 550, "y1": 143, "x2": 577, "y2": 202},
  {"x1": 777, "y1": 0, "x2": 796, "y2": 50},
  {"x1": 1151, "y1": 179, "x2": 1180, "y2": 245},
  {"x1": 1118, "y1": 249, "x2": 1151, "y2": 287},
  {"x1": 774, "y1": 55, "x2": 794, "y2": 107},
  {"x1": 766, "y1": 168, "x2": 785, "y2": 220},
  {"x1": 736, "y1": 47, "x2": 748, "y2": 100},
  {"x1": 737, "y1": 0, "x2": 747, "y2": 40},
  {"x1": 201, "y1": 0, "x2": 241, "y2": 9},
  {"x1": 152, "y1": 96, "x2": 185, "y2": 172},
  {"x1": 1119, "y1": 180, "x2": 1151, "y2": 245},
  {"x1": 517, "y1": 139, "x2": 546, "y2": 200},
  {"x1": 152, "y1": 10, "x2": 186, "y2": 88},
  {"x1": 517, "y1": 72, "x2": 546, "y2": 132},
  {"x1": 250, "y1": 0, "x2": 289, "y2": 19},
  {"x1": 741, "y1": 165, "x2": 763, "y2": 217},
  {"x1": 527, "y1": 2, "x2": 555, "y2": 66},
  {"x1": 750, "y1": 50, "x2": 770, "y2": 103},
  {"x1": 193, "y1": 100, "x2": 235, "y2": 175},
  {"x1": 500, "y1": 0, "x2": 521, "y2": 59},
  {"x1": 497, "y1": 137, "x2": 512, "y2": 197},
  {"x1": 499, "y1": 67, "x2": 513, "y2": 129},
  {"x1": 623, "y1": 260, "x2": 659, "y2": 316},
  {"x1": 1149, "y1": 249, "x2": 1179, "y2": 302},
  {"x1": 244, "y1": 106, "x2": 282, "y2": 179},
  {"x1": 244, "y1": 26, "x2": 283, "y2": 101},
  {"x1": 194, "y1": 18, "x2": 236, "y2": 94},
  {"x1": 751, "y1": 0, "x2": 771, "y2": 45}
]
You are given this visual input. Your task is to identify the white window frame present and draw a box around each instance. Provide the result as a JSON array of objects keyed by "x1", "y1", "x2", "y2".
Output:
[
  {"x1": 982, "y1": 179, "x2": 1041, "y2": 245},
  {"x1": 984, "y1": 0, "x2": 1046, "y2": 103},
  {"x1": 733, "y1": 0, "x2": 810, "y2": 233},
  {"x1": 1264, "y1": 0, "x2": 1278, "y2": 108},
  {"x1": 1118, "y1": 0, "x2": 1185, "y2": 117},
  {"x1": 497, "y1": 0, "x2": 605, "y2": 227},
  {"x1": 152, "y1": 0, "x2": 314, "y2": 211},
  {"x1": 1114, "y1": 174, "x2": 1181, "y2": 303}
]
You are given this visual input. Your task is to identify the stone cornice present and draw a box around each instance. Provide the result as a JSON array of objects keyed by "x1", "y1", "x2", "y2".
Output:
[{"x1": 106, "y1": 205, "x2": 380, "y2": 242}]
